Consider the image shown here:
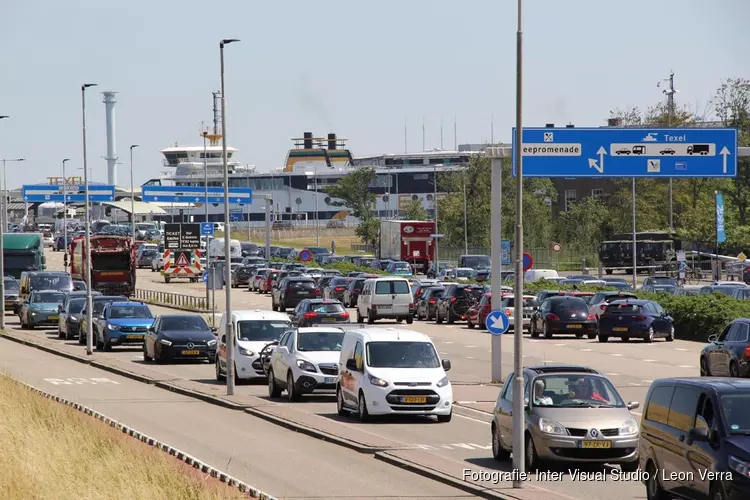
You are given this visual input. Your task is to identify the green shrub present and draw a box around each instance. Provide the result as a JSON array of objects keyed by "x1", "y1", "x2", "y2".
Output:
[{"x1": 267, "y1": 257, "x2": 387, "y2": 276}]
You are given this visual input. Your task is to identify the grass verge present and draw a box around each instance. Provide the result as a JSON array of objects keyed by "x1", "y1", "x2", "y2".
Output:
[{"x1": 0, "y1": 375, "x2": 245, "y2": 500}]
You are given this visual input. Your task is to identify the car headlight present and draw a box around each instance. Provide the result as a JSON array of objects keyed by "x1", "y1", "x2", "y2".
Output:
[
  {"x1": 368, "y1": 374, "x2": 389, "y2": 387},
  {"x1": 159, "y1": 339, "x2": 172, "y2": 346},
  {"x1": 436, "y1": 376, "x2": 450, "y2": 388},
  {"x1": 238, "y1": 347, "x2": 255, "y2": 356},
  {"x1": 31, "y1": 311, "x2": 37, "y2": 316},
  {"x1": 70, "y1": 316, "x2": 79, "y2": 322},
  {"x1": 207, "y1": 339, "x2": 217, "y2": 347},
  {"x1": 619, "y1": 418, "x2": 639, "y2": 436},
  {"x1": 107, "y1": 324, "x2": 121, "y2": 330},
  {"x1": 538, "y1": 417, "x2": 567, "y2": 435},
  {"x1": 296, "y1": 359, "x2": 317, "y2": 372},
  {"x1": 729, "y1": 456, "x2": 750, "y2": 478}
]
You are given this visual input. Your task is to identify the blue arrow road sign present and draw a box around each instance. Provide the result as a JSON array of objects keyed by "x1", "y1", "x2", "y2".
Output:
[
  {"x1": 200, "y1": 222, "x2": 214, "y2": 236},
  {"x1": 202, "y1": 271, "x2": 209, "y2": 283},
  {"x1": 512, "y1": 127, "x2": 738, "y2": 178},
  {"x1": 141, "y1": 185, "x2": 253, "y2": 204},
  {"x1": 486, "y1": 310, "x2": 510, "y2": 335},
  {"x1": 22, "y1": 184, "x2": 116, "y2": 203}
]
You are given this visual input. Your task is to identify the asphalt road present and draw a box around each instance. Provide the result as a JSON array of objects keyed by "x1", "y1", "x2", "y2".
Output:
[{"x1": 30, "y1": 252, "x2": 713, "y2": 499}]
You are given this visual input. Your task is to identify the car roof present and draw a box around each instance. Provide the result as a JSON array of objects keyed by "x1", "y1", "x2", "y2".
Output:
[
  {"x1": 110, "y1": 301, "x2": 147, "y2": 307},
  {"x1": 306, "y1": 298, "x2": 342, "y2": 304},
  {"x1": 231, "y1": 310, "x2": 291, "y2": 322},
  {"x1": 650, "y1": 377, "x2": 750, "y2": 394},
  {"x1": 94, "y1": 295, "x2": 128, "y2": 300},
  {"x1": 295, "y1": 326, "x2": 345, "y2": 335},
  {"x1": 32, "y1": 289, "x2": 65, "y2": 294},
  {"x1": 344, "y1": 327, "x2": 431, "y2": 343},
  {"x1": 607, "y1": 299, "x2": 651, "y2": 305},
  {"x1": 525, "y1": 364, "x2": 602, "y2": 375}
]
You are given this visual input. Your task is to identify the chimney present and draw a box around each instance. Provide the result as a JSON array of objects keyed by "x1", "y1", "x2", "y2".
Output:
[
  {"x1": 327, "y1": 133, "x2": 337, "y2": 150},
  {"x1": 303, "y1": 132, "x2": 313, "y2": 149},
  {"x1": 545, "y1": 123, "x2": 555, "y2": 128},
  {"x1": 103, "y1": 91, "x2": 118, "y2": 185}
]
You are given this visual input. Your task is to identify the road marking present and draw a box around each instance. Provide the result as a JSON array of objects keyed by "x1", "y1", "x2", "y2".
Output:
[
  {"x1": 643, "y1": 359, "x2": 656, "y2": 363},
  {"x1": 580, "y1": 348, "x2": 594, "y2": 352},
  {"x1": 456, "y1": 405, "x2": 494, "y2": 416},
  {"x1": 606, "y1": 373, "x2": 620, "y2": 376},
  {"x1": 465, "y1": 356, "x2": 475, "y2": 360},
  {"x1": 440, "y1": 352, "x2": 449, "y2": 355},
  {"x1": 465, "y1": 345, "x2": 475, "y2": 348},
  {"x1": 554, "y1": 343, "x2": 567, "y2": 346},
  {"x1": 642, "y1": 379, "x2": 654, "y2": 383},
  {"x1": 679, "y1": 365, "x2": 695, "y2": 369},
  {"x1": 453, "y1": 414, "x2": 492, "y2": 426},
  {"x1": 675, "y1": 348, "x2": 690, "y2": 351},
  {"x1": 44, "y1": 377, "x2": 119, "y2": 385},
  {"x1": 529, "y1": 339, "x2": 542, "y2": 343},
  {"x1": 443, "y1": 341, "x2": 454, "y2": 344},
  {"x1": 628, "y1": 383, "x2": 641, "y2": 386},
  {"x1": 611, "y1": 353, "x2": 623, "y2": 357}
]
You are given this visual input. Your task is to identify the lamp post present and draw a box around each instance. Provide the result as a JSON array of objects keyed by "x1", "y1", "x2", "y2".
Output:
[
  {"x1": 81, "y1": 83, "x2": 97, "y2": 355},
  {"x1": 129, "y1": 145, "x2": 139, "y2": 240},
  {"x1": 314, "y1": 166, "x2": 319, "y2": 246},
  {"x1": 1, "y1": 157, "x2": 25, "y2": 235},
  {"x1": 0, "y1": 115, "x2": 10, "y2": 330},
  {"x1": 62, "y1": 159, "x2": 70, "y2": 266},
  {"x1": 220, "y1": 38, "x2": 240, "y2": 396}
]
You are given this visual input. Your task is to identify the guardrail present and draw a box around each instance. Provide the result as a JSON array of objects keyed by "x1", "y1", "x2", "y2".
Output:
[{"x1": 133, "y1": 289, "x2": 209, "y2": 313}]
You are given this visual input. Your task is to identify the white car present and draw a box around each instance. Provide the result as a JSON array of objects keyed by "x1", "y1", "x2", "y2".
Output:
[
  {"x1": 267, "y1": 327, "x2": 344, "y2": 400},
  {"x1": 215, "y1": 310, "x2": 291, "y2": 382},
  {"x1": 336, "y1": 327, "x2": 453, "y2": 422},
  {"x1": 151, "y1": 254, "x2": 167, "y2": 272},
  {"x1": 356, "y1": 277, "x2": 414, "y2": 324},
  {"x1": 497, "y1": 294, "x2": 538, "y2": 331},
  {"x1": 42, "y1": 233, "x2": 54, "y2": 247},
  {"x1": 305, "y1": 268, "x2": 325, "y2": 279}
]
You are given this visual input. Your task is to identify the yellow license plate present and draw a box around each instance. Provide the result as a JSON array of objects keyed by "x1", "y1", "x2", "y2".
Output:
[
  {"x1": 182, "y1": 350, "x2": 200, "y2": 355},
  {"x1": 402, "y1": 396, "x2": 427, "y2": 404},
  {"x1": 126, "y1": 335, "x2": 141, "y2": 340},
  {"x1": 567, "y1": 324, "x2": 583, "y2": 328},
  {"x1": 581, "y1": 441, "x2": 612, "y2": 449},
  {"x1": 323, "y1": 317, "x2": 336, "y2": 322},
  {"x1": 49, "y1": 316, "x2": 58, "y2": 320},
  {"x1": 613, "y1": 327, "x2": 628, "y2": 332}
]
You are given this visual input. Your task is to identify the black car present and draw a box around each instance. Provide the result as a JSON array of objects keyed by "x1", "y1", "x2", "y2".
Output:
[
  {"x1": 77, "y1": 295, "x2": 128, "y2": 345},
  {"x1": 416, "y1": 286, "x2": 445, "y2": 321},
  {"x1": 435, "y1": 284, "x2": 484, "y2": 324},
  {"x1": 240, "y1": 242, "x2": 260, "y2": 257},
  {"x1": 324, "y1": 277, "x2": 354, "y2": 302},
  {"x1": 72, "y1": 280, "x2": 87, "y2": 291},
  {"x1": 700, "y1": 319, "x2": 750, "y2": 377},
  {"x1": 143, "y1": 314, "x2": 217, "y2": 363},
  {"x1": 58, "y1": 296, "x2": 86, "y2": 340},
  {"x1": 273, "y1": 277, "x2": 320, "y2": 312},
  {"x1": 638, "y1": 378, "x2": 750, "y2": 500},
  {"x1": 276, "y1": 247, "x2": 295, "y2": 259},
  {"x1": 529, "y1": 296, "x2": 597, "y2": 339},
  {"x1": 231, "y1": 264, "x2": 253, "y2": 288},
  {"x1": 289, "y1": 299, "x2": 350, "y2": 327},
  {"x1": 343, "y1": 277, "x2": 367, "y2": 308}
]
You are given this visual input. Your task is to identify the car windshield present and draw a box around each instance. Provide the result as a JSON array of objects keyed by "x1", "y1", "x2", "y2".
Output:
[
  {"x1": 143, "y1": 250, "x2": 158, "y2": 257},
  {"x1": 366, "y1": 341, "x2": 440, "y2": 368},
  {"x1": 532, "y1": 374, "x2": 625, "y2": 408},
  {"x1": 309, "y1": 303, "x2": 345, "y2": 313},
  {"x1": 30, "y1": 275, "x2": 72, "y2": 291},
  {"x1": 288, "y1": 280, "x2": 315, "y2": 290},
  {"x1": 297, "y1": 331, "x2": 344, "y2": 352},
  {"x1": 501, "y1": 297, "x2": 537, "y2": 308},
  {"x1": 605, "y1": 302, "x2": 643, "y2": 314},
  {"x1": 651, "y1": 277, "x2": 677, "y2": 285},
  {"x1": 32, "y1": 292, "x2": 65, "y2": 303},
  {"x1": 236, "y1": 320, "x2": 290, "y2": 342},
  {"x1": 109, "y1": 305, "x2": 153, "y2": 319},
  {"x1": 456, "y1": 269, "x2": 475, "y2": 278},
  {"x1": 720, "y1": 395, "x2": 750, "y2": 435},
  {"x1": 713, "y1": 286, "x2": 739, "y2": 296},
  {"x1": 68, "y1": 299, "x2": 86, "y2": 313},
  {"x1": 375, "y1": 280, "x2": 410, "y2": 295},
  {"x1": 4, "y1": 279, "x2": 19, "y2": 292},
  {"x1": 393, "y1": 262, "x2": 409, "y2": 269},
  {"x1": 161, "y1": 316, "x2": 208, "y2": 331}
]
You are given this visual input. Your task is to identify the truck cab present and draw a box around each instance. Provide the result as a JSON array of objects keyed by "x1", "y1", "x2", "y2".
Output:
[{"x1": 2, "y1": 233, "x2": 46, "y2": 279}]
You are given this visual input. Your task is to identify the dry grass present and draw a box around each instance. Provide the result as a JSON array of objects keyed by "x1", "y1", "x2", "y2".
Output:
[
  {"x1": 251, "y1": 235, "x2": 366, "y2": 253},
  {"x1": 0, "y1": 375, "x2": 246, "y2": 500}
]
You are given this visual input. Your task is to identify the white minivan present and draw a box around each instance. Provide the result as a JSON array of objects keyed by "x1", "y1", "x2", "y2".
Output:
[
  {"x1": 356, "y1": 277, "x2": 414, "y2": 324},
  {"x1": 215, "y1": 309, "x2": 292, "y2": 382},
  {"x1": 336, "y1": 327, "x2": 453, "y2": 422},
  {"x1": 524, "y1": 269, "x2": 559, "y2": 283}
]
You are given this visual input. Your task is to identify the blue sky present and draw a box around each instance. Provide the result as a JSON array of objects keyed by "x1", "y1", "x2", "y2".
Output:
[{"x1": 0, "y1": 0, "x2": 747, "y2": 188}]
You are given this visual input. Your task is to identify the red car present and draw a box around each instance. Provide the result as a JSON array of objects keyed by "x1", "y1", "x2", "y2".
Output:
[
  {"x1": 467, "y1": 292, "x2": 512, "y2": 329},
  {"x1": 260, "y1": 270, "x2": 281, "y2": 294}
]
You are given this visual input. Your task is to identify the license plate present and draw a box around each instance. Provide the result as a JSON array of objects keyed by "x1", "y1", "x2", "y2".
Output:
[
  {"x1": 323, "y1": 317, "x2": 336, "y2": 322},
  {"x1": 567, "y1": 324, "x2": 582, "y2": 329},
  {"x1": 581, "y1": 441, "x2": 612, "y2": 449},
  {"x1": 401, "y1": 396, "x2": 427, "y2": 404},
  {"x1": 324, "y1": 377, "x2": 336, "y2": 384},
  {"x1": 297, "y1": 291, "x2": 309, "y2": 295},
  {"x1": 613, "y1": 327, "x2": 628, "y2": 332},
  {"x1": 379, "y1": 304, "x2": 392, "y2": 309},
  {"x1": 126, "y1": 335, "x2": 141, "y2": 340},
  {"x1": 49, "y1": 316, "x2": 58, "y2": 320},
  {"x1": 182, "y1": 350, "x2": 200, "y2": 355}
]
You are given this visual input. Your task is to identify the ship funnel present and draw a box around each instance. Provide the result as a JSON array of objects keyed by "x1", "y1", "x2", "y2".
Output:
[
  {"x1": 103, "y1": 91, "x2": 118, "y2": 185},
  {"x1": 303, "y1": 132, "x2": 313, "y2": 149},
  {"x1": 327, "y1": 133, "x2": 337, "y2": 150}
]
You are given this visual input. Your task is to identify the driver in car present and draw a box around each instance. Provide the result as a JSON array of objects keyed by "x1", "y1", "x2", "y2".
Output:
[{"x1": 570, "y1": 378, "x2": 609, "y2": 403}]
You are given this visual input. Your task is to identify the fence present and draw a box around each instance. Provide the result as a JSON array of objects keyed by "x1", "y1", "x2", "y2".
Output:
[{"x1": 134, "y1": 289, "x2": 209, "y2": 312}]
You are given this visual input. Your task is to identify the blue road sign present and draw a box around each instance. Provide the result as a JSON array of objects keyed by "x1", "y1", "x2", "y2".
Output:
[
  {"x1": 501, "y1": 240, "x2": 512, "y2": 265},
  {"x1": 22, "y1": 184, "x2": 116, "y2": 203},
  {"x1": 141, "y1": 185, "x2": 253, "y2": 204},
  {"x1": 512, "y1": 128, "x2": 738, "y2": 178},
  {"x1": 202, "y1": 271, "x2": 209, "y2": 283},
  {"x1": 229, "y1": 212, "x2": 242, "y2": 222},
  {"x1": 200, "y1": 222, "x2": 214, "y2": 236},
  {"x1": 486, "y1": 310, "x2": 510, "y2": 335}
]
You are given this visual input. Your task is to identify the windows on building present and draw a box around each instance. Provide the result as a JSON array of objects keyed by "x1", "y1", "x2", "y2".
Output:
[
  {"x1": 591, "y1": 189, "x2": 604, "y2": 199},
  {"x1": 564, "y1": 189, "x2": 577, "y2": 211}
]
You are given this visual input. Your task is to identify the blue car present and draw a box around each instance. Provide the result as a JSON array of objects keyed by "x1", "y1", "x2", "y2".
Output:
[
  {"x1": 20, "y1": 289, "x2": 66, "y2": 329},
  {"x1": 93, "y1": 301, "x2": 155, "y2": 351},
  {"x1": 597, "y1": 299, "x2": 675, "y2": 343},
  {"x1": 53, "y1": 235, "x2": 71, "y2": 252}
]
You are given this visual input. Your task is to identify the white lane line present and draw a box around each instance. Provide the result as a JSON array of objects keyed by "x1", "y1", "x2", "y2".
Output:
[
  {"x1": 643, "y1": 359, "x2": 656, "y2": 363},
  {"x1": 642, "y1": 380, "x2": 654, "y2": 383},
  {"x1": 465, "y1": 345, "x2": 475, "y2": 348},
  {"x1": 455, "y1": 405, "x2": 495, "y2": 416},
  {"x1": 675, "y1": 348, "x2": 690, "y2": 351},
  {"x1": 529, "y1": 340, "x2": 542, "y2": 343},
  {"x1": 611, "y1": 353, "x2": 623, "y2": 357},
  {"x1": 440, "y1": 352, "x2": 449, "y2": 355},
  {"x1": 465, "y1": 356, "x2": 475, "y2": 360},
  {"x1": 606, "y1": 373, "x2": 620, "y2": 376},
  {"x1": 443, "y1": 341, "x2": 454, "y2": 344},
  {"x1": 679, "y1": 365, "x2": 695, "y2": 369},
  {"x1": 580, "y1": 348, "x2": 594, "y2": 352},
  {"x1": 454, "y1": 413, "x2": 491, "y2": 426},
  {"x1": 628, "y1": 383, "x2": 640, "y2": 386},
  {"x1": 554, "y1": 343, "x2": 567, "y2": 347}
]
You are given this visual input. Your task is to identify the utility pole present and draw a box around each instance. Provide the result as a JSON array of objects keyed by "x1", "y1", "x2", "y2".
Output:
[{"x1": 660, "y1": 71, "x2": 677, "y2": 232}]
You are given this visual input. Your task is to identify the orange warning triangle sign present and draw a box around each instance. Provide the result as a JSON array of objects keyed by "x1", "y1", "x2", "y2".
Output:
[{"x1": 175, "y1": 252, "x2": 190, "y2": 267}]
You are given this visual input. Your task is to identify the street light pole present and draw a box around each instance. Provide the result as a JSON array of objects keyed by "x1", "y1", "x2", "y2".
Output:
[
  {"x1": 202, "y1": 131, "x2": 210, "y2": 313},
  {"x1": 1, "y1": 157, "x2": 25, "y2": 236},
  {"x1": 433, "y1": 163, "x2": 439, "y2": 267},
  {"x1": 129, "y1": 145, "x2": 139, "y2": 242},
  {"x1": 81, "y1": 83, "x2": 97, "y2": 355},
  {"x1": 0, "y1": 115, "x2": 10, "y2": 330},
  {"x1": 62, "y1": 159, "x2": 70, "y2": 266},
  {"x1": 314, "y1": 166, "x2": 319, "y2": 246},
  {"x1": 220, "y1": 38, "x2": 240, "y2": 396},
  {"x1": 463, "y1": 167, "x2": 468, "y2": 254}
]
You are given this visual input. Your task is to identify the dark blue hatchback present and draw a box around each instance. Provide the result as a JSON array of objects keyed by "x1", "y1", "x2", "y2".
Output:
[{"x1": 597, "y1": 299, "x2": 675, "y2": 343}]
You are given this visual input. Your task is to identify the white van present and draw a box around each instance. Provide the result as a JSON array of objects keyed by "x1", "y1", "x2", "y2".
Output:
[
  {"x1": 524, "y1": 269, "x2": 559, "y2": 283},
  {"x1": 336, "y1": 327, "x2": 453, "y2": 422},
  {"x1": 356, "y1": 277, "x2": 414, "y2": 324},
  {"x1": 215, "y1": 310, "x2": 292, "y2": 381},
  {"x1": 208, "y1": 238, "x2": 241, "y2": 261}
]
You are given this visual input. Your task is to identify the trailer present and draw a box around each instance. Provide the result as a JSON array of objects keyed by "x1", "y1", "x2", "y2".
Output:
[
  {"x1": 161, "y1": 248, "x2": 202, "y2": 283},
  {"x1": 378, "y1": 220, "x2": 435, "y2": 273}
]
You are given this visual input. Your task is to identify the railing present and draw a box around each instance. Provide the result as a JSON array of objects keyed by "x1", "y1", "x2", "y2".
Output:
[{"x1": 134, "y1": 288, "x2": 209, "y2": 312}]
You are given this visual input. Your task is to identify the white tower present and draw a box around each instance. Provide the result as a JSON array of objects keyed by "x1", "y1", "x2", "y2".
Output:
[{"x1": 103, "y1": 91, "x2": 118, "y2": 185}]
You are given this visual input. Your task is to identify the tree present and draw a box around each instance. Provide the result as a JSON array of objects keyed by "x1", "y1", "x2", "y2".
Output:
[
  {"x1": 555, "y1": 198, "x2": 610, "y2": 256},
  {"x1": 325, "y1": 167, "x2": 378, "y2": 245},
  {"x1": 401, "y1": 198, "x2": 428, "y2": 221}
]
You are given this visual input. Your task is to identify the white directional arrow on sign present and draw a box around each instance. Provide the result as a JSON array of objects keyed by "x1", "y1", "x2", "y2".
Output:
[
  {"x1": 588, "y1": 146, "x2": 606, "y2": 174},
  {"x1": 489, "y1": 314, "x2": 506, "y2": 331},
  {"x1": 720, "y1": 146, "x2": 731, "y2": 174}
]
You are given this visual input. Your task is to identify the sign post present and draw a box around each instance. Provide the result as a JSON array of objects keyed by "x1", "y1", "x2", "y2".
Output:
[{"x1": 22, "y1": 184, "x2": 116, "y2": 203}]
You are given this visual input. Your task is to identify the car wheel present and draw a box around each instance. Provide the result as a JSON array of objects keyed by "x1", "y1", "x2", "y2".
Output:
[
  {"x1": 492, "y1": 423, "x2": 510, "y2": 461},
  {"x1": 665, "y1": 326, "x2": 675, "y2": 342},
  {"x1": 357, "y1": 391, "x2": 370, "y2": 422},
  {"x1": 543, "y1": 322, "x2": 553, "y2": 339},
  {"x1": 467, "y1": 319, "x2": 475, "y2": 329},
  {"x1": 620, "y1": 461, "x2": 638, "y2": 473},
  {"x1": 436, "y1": 309, "x2": 443, "y2": 324},
  {"x1": 587, "y1": 333, "x2": 597, "y2": 339},
  {"x1": 730, "y1": 361, "x2": 740, "y2": 378},
  {"x1": 356, "y1": 308, "x2": 364, "y2": 324},
  {"x1": 405, "y1": 316, "x2": 413, "y2": 325},
  {"x1": 437, "y1": 411, "x2": 452, "y2": 423},
  {"x1": 700, "y1": 356, "x2": 711, "y2": 376},
  {"x1": 336, "y1": 386, "x2": 347, "y2": 416},
  {"x1": 598, "y1": 335, "x2": 609, "y2": 343},
  {"x1": 367, "y1": 309, "x2": 375, "y2": 324},
  {"x1": 287, "y1": 372, "x2": 300, "y2": 401},
  {"x1": 524, "y1": 433, "x2": 540, "y2": 471},
  {"x1": 268, "y1": 369, "x2": 281, "y2": 398},
  {"x1": 215, "y1": 357, "x2": 226, "y2": 381},
  {"x1": 142, "y1": 344, "x2": 151, "y2": 362},
  {"x1": 645, "y1": 327, "x2": 654, "y2": 343},
  {"x1": 646, "y1": 462, "x2": 669, "y2": 500}
]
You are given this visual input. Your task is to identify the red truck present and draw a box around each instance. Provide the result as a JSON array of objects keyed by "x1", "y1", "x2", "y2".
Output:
[
  {"x1": 378, "y1": 220, "x2": 435, "y2": 274},
  {"x1": 70, "y1": 235, "x2": 136, "y2": 296}
]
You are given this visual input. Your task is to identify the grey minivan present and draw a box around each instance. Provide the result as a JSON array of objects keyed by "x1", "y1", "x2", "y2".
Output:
[{"x1": 491, "y1": 365, "x2": 640, "y2": 471}]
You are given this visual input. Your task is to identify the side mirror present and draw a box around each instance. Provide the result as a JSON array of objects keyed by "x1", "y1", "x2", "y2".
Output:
[
  {"x1": 211, "y1": 327, "x2": 217, "y2": 334},
  {"x1": 221, "y1": 335, "x2": 227, "y2": 344},
  {"x1": 441, "y1": 359, "x2": 452, "y2": 371},
  {"x1": 147, "y1": 327, "x2": 155, "y2": 332},
  {"x1": 627, "y1": 401, "x2": 640, "y2": 411},
  {"x1": 345, "y1": 358, "x2": 358, "y2": 371},
  {"x1": 688, "y1": 427, "x2": 709, "y2": 443},
  {"x1": 708, "y1": 334, "x2": 718, "y2": 343},
  {"x1": 524, "y1": 397, "x2": 531, "y2": 411}
]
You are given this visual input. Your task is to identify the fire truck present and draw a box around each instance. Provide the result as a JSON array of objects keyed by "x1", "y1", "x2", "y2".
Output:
[
  {"x1": 378, "y1": 220, "x2": 436, "y2": 274},
  {"x1": 70, "y1": 235, "x2": 136, "y2": 295}
]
